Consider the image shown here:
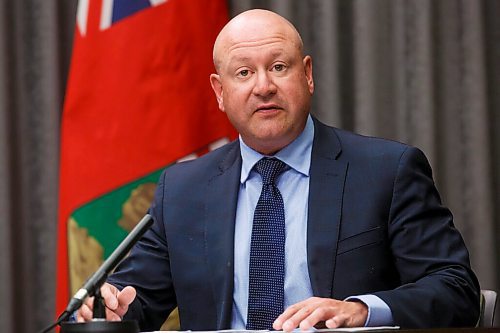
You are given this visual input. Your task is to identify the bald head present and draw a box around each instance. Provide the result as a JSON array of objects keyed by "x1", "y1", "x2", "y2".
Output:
[{"x1": 213, "y1": 9, "x2": 303, "y2": 72}]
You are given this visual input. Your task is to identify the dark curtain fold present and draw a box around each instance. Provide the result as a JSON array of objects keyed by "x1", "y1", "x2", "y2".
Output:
[
  {"x1": 0, "y1": 0, "x2": 498, "y2": 331},
  {"x1": 0, "y1": 1, "x2": 77, "y2": 332}
]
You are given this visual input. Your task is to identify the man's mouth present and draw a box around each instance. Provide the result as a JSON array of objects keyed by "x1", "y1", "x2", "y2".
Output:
[{"x1": 255, "y1": 104, "x2": 282, "y2": 112}]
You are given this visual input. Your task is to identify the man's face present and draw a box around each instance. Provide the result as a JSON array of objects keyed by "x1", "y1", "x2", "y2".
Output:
[{"x1": 210, "y1": 19, "x2": 314, "y2": 155}]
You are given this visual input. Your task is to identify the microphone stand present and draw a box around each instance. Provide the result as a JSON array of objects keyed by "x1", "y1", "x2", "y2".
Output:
[
  {"x1": 38, "y1": 214, "x2": 154, "y2": 333},
  {"x1": 92, "y1": 289, "x2": 106, "y2": 320}
]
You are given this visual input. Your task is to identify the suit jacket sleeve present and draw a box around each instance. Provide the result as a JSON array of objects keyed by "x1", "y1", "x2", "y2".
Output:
[{"x1": 373, "y1": 146, "x2": 480, "y2": 327}]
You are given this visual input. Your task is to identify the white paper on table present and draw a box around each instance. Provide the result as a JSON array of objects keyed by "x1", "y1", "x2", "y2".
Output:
[{"x1": 144, "y1": 327, "x2": 400, "y2": 333}]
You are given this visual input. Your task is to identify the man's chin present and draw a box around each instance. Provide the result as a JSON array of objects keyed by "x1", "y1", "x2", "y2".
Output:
[{"x1": 248, "y1": 133, "x2": 295, "y2": 155}]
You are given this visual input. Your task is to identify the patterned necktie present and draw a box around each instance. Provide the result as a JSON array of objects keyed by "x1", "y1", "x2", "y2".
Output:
[{"x1": 246, "y1": 158, "x2": 287, "y2": 330}]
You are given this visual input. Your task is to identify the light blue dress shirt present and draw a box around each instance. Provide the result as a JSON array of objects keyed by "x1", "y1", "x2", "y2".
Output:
[{"x1": 230, "y1": 115, "x2": 393, "y2": 328}]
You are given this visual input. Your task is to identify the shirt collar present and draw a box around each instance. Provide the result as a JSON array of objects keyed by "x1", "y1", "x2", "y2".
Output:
[{"x1": 239, "y1": 115, "x2": 314, "y2": 183}]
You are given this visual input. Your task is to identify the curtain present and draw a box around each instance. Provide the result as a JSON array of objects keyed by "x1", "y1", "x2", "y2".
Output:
[
  {"x1": 0, "y1": 1, "x2": 77, "y2": 332},
  {"x1": 0, "y1": 0, "x2": 498, "y2": 331}
]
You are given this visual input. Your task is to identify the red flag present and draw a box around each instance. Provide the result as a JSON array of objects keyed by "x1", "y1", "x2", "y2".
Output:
[{"x1": 57, "y1": 0, "x2": 235, "y2": 315}]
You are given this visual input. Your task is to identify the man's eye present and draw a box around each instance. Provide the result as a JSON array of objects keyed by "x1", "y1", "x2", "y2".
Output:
[
  {"x1": 238, "y1": 69, "x2": 249, "y2": 77},
  {"x1": 273, "y1": 64, "x2": 285, "y2": 71}
]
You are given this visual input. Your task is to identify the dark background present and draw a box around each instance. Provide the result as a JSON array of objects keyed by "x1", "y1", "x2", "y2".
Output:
[{"x1": 0, "y1": 1, "x2": 498, "y2": 332}]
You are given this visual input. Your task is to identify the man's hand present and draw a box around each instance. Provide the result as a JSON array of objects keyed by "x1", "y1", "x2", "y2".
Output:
[
  {"x1": 76, "y1": 283, "x2": 136, "y2": 322},
  {"x1": 273, "y1": 297, "x2": 368, "y2": 332}
]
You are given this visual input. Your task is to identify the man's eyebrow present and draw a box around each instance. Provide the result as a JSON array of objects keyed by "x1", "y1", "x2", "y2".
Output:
[
  {"x1": 228, "y1": 49, "x2": 286, "y2": 65},
  {"x1": 229, "y1": 55, "x2": 252, "y2": 64},
  {"x1": 270, "y1": 49, "x2": 285, "y2": 57}
]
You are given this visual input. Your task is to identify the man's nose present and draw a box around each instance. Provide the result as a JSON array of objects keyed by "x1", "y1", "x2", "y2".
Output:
[{"x1": 252, "y1": 71, "x2": 277, "y2": 96}]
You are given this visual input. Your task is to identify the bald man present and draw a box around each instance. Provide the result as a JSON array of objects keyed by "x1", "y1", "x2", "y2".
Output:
[{"x1": 76, "y1": 9, "x2": 480, "y2": 331}]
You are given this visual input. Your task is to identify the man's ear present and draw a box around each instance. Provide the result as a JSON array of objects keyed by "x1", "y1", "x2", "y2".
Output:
[
  {"x1": 210, "y1": 74, "x2": 225, "y2": 112},
  {"x1": 303, "y1": 55, "x2": 314, "y2": 95}
]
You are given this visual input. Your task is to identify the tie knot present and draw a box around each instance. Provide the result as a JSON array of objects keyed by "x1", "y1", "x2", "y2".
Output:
[{"x1": 254, "y1": 158, "x2": 286, "y2": 185}]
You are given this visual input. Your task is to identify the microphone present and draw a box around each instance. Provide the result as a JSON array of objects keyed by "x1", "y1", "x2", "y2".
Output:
[
  {"x1": 38, "y1": 214, "x2": 154, "y2": 333},
  {"x1": 65, "y1": 213, "x2": 154, "y2": 314}
]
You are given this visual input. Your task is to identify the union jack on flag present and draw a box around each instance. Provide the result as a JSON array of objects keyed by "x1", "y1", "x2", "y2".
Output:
[{"x1": 77, "y1": 0, "x2": 168, "y2": 35}]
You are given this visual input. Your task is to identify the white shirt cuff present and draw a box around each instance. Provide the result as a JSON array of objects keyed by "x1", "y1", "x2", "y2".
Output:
[{"x1": 345, "y1": 294, "x2": 394, "y2": 327}]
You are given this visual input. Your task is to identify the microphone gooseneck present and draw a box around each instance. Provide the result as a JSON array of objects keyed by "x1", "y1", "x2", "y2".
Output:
[
  {"x1": 64, "y1": 214, "x2": 154, "y2": 314},
  {"x1": 38, "y1": 214, "x2": 154, "y2": 333}
]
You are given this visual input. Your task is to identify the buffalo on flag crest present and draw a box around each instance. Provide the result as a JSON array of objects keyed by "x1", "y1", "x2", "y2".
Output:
[{"x1": 57, "y1": 0, "x2": 235, "y2": 317}]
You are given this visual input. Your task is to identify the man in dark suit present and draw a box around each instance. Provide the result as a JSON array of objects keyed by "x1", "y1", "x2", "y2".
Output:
[{"x1": 77, "y1": 9, "x2": 480, "y2": 331}]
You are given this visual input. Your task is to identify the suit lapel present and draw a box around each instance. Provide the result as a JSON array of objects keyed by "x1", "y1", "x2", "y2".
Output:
[
  {"x1": 307, "y1": 119, "x2": 347, "y2": 298},
  {"x1": 205, "y1": 142, "x2": 242, "y2": 329}
]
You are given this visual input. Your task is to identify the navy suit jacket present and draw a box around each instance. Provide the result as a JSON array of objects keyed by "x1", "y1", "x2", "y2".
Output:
[{"x1": 108, "y1": 118, "x2": 480, "y2": 331}]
